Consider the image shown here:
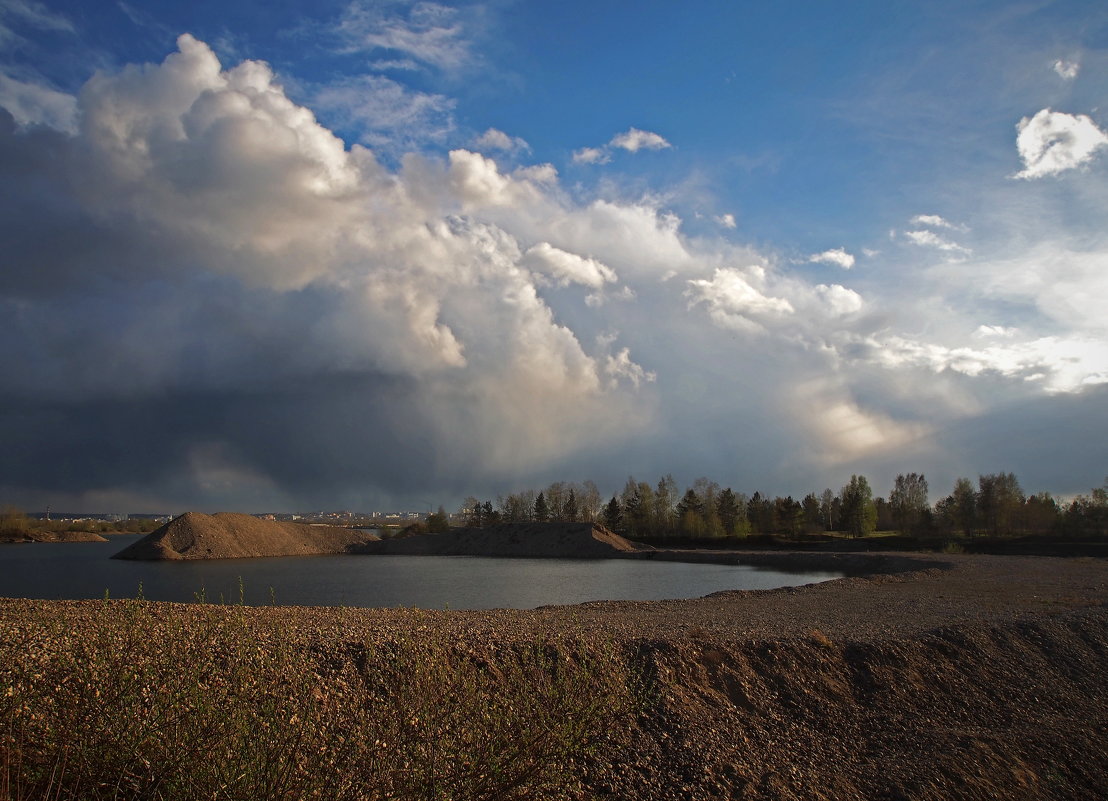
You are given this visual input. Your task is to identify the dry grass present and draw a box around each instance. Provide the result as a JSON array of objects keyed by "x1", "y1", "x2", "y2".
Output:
[{"x1": 0, "y1": 597, "x2": 635, "y2": 801}]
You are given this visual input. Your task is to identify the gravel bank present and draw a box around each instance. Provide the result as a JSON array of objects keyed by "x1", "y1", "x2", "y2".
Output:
[
  {"x1": 357, "y1": 521, "x2": 642, "y2": 557},
  {"x1": 112, "y1": 511, "x2": 378, "y2": 560},
  {"x1": 4, "y1": 551, "x2": 1107, "y2": 799}
]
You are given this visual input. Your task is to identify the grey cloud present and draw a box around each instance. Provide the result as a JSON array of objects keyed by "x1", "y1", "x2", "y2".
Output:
[
  {"x1": 3, "y1": 33, "x2": 1106, "y2": 513},
  {"x1": 0, "y1": 35, "x2": 656, "y2": 509}
]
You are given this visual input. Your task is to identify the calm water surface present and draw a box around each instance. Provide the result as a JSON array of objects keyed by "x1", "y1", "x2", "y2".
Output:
[{"x1": 0, "y1": 535, "x2": 842, "y2": 610}]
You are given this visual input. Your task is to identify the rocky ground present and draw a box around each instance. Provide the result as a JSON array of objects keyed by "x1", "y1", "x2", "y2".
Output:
[{"x1": 4, "y1": 551, "x2": 1107, "y2": 799}]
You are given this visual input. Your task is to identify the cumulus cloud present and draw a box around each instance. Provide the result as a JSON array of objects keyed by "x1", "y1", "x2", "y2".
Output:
[
  {"x1": 903, "y1": 229, "x2": 971, "y2": 255},
  {"x1": 523, "y1": 242, "x2": 617, "y2": 289},
  {"x1": 0, "y1": 34, "x2": 662, "y2": 504},
  {"x1": 474, "y1": 127, "x2": 529, "y2": 154},
  {"x1": 714, "y1": 213, "x2": 736, "y2": 229},
  {"x1": 601, "y1": 341, "x2": 656, "y2": 389},
  {"x1": 572, "y1": 127, "x2": 671, "y2": 166},
  {"x1": 808, "y1": 247, "x2": 855, "y2": 269},
  {"x1": 610, "y1": 127, "x2": 671, "y2": 152},
  {"x1": 572, "y1": 146, "x2": 609, "y2": 165},
  {"x1": 3, "y1": 33, "x2": 1106, "y2": 511},
  {"x1": 685, "y1": 266, "x2": 794, "y2": 334},
  {"x1": 815, "y1": 283, "x2": 863, "y2": 317},
  {"x1": 1014, "y1": 108, "x2": 1108, "y2": 179},
  {"x1": 1053, "y1": 59, "x2": 1080, "y2": 80}
]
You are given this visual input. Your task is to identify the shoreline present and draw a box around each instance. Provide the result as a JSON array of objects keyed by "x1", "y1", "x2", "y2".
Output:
[{"x1": 4, "y1": 553, "x2": 1107, "y2": 799}]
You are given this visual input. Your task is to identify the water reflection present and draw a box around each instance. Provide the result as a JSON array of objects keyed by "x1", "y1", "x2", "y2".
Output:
[{"x1": 1, "y1": 536, "x2": 842, "y2": 610}]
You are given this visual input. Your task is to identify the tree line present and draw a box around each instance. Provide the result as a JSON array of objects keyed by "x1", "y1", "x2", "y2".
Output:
[{"x1": 456, "y1": 473, "x2": 1108, "y2": 540}]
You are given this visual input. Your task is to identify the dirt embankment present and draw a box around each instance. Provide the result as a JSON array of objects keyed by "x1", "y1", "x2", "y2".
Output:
[
  {"x1": 357, "y1": 521, "x2": 644, "y2": 558},
  {"x1": 3, "y1": 553, "x2": 1108, "y2": 799},
  {"x1": 596, "y1": 610, "x2": 1108, "y2": 800},
  {"x1": 286, "y1": 554, "x2": 1108, "y2": 799},
  {"x1": 112, "y1": 512, "x2": 378, "y2": 560}
]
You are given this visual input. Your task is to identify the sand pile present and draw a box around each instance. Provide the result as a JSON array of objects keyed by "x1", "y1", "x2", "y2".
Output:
[
  {"x1": 113, "y1": 512, "x2": 379, "y2": 561},
  {"x1": 358, "y1": 522, "x2": 646, "y2": 558}
]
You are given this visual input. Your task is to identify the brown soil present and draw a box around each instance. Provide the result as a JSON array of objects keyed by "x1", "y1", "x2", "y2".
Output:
[
  {"x1": 359, "y1": 521, "x2": 642, "y2": 557},
  {"x1": 112, "y1": 512, "x2": 378, "y2": 560}
]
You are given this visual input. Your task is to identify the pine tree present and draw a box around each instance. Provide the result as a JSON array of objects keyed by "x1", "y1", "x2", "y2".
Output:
[
  {"x1": 716, "y1": 488, "x2": 741, "y2": 537},
  {"x1": 563, "y1": 489, "x2": 579, "y2": 522},
  {"x1": 533, "y1": 492, "x2": 550, "y2": 522},
  {"x1": 602, "y1": 495, "x2": 622, "y2": 533}
]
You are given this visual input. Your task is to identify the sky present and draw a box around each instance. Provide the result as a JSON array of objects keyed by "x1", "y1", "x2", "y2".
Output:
[{"x1": 1, "y1": 0, "x2": 1106, "y2": 513}]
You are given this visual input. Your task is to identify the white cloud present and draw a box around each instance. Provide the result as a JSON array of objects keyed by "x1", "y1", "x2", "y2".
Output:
[
  {"x1": 974, "y1": 325, "x2": 1017, "y2": 338},
  {"x1": 903, "y1": 229, "x2": 971, "y2": 255},
  {"x1": 512, "y1": 163, "x2": 557, "y2": 184},
  {"x1": 572, "y1": 146, "x2": 610, "y2": 165},
  {"x1": 610, "y1": 127, "x2": 671, "y2": 152},
  {"x1": 685, "y1": 266, "x2": 794, "y2": 334},
  {"x1": 862, "y1": 334, "x2": 1107, "y2": 394},
  {"x1": 1014, "y1": 108, "x2": 1108, "y2": 179},
  {"x1": 335, "y1": 1, "x2": 471, "y2": 71},
  {"x1": 523, "y1": 242, "x2": 617, "y2": 290},
  {"x1": 369, "y1": 58, "x2": 420, "y2": 72},
  {"x1": 954, "y1": 245, "x2": 1108, "y2": 337},
  {"x1": 815, "y1": 283, "x2": 863, "y2": 316},
  {"x1": 909, "y1": 214, "x2": 966, "y2": 231},
  {"x1": 0, "y1": 0, "x2": 73, "y2": 45},
  {"x1": 808, "y1": 247, "x2": 855, "y2": 269},
  {"x1": 313, "y1": 74, "x2": 455, "y2": 149},
  {"x1": 1053, "y1": 59, "x2": 1080, "y2": 80},
  {"x1": 474, "y1": 127, "x2": 529, "y2": 154},
  {"x1": 714, "y1": 213, "x2": 736, "y2": 229},
  {"x1": 603, "y1": 345, "x2": 656, "y2": 389},
  {"x1": 0, "y1": 73, "x2": 76, "y2": 132}
]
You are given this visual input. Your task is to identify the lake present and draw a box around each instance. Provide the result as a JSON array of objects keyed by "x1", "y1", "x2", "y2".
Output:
[{"x1": 0, "y1": 535, "x2": 843, "y2": 610}]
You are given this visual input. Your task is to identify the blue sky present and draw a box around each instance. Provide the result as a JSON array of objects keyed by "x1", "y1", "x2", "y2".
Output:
[{"x1": 1, "y1": 0, "x2": 1106, "y2": 512}]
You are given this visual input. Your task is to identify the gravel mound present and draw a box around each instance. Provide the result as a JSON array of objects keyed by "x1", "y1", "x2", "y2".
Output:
[
  {"x1": 357, "y1": 521, "x2": 644, "y2": 557},
  {"x1": 112, "y1": 512, "x2": 378, "y2": 560}
]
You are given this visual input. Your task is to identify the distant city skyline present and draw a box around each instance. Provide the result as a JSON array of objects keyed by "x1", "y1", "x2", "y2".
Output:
[{"x1": 1, "y1": 0, "x2": 1106, "y2": 512}]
